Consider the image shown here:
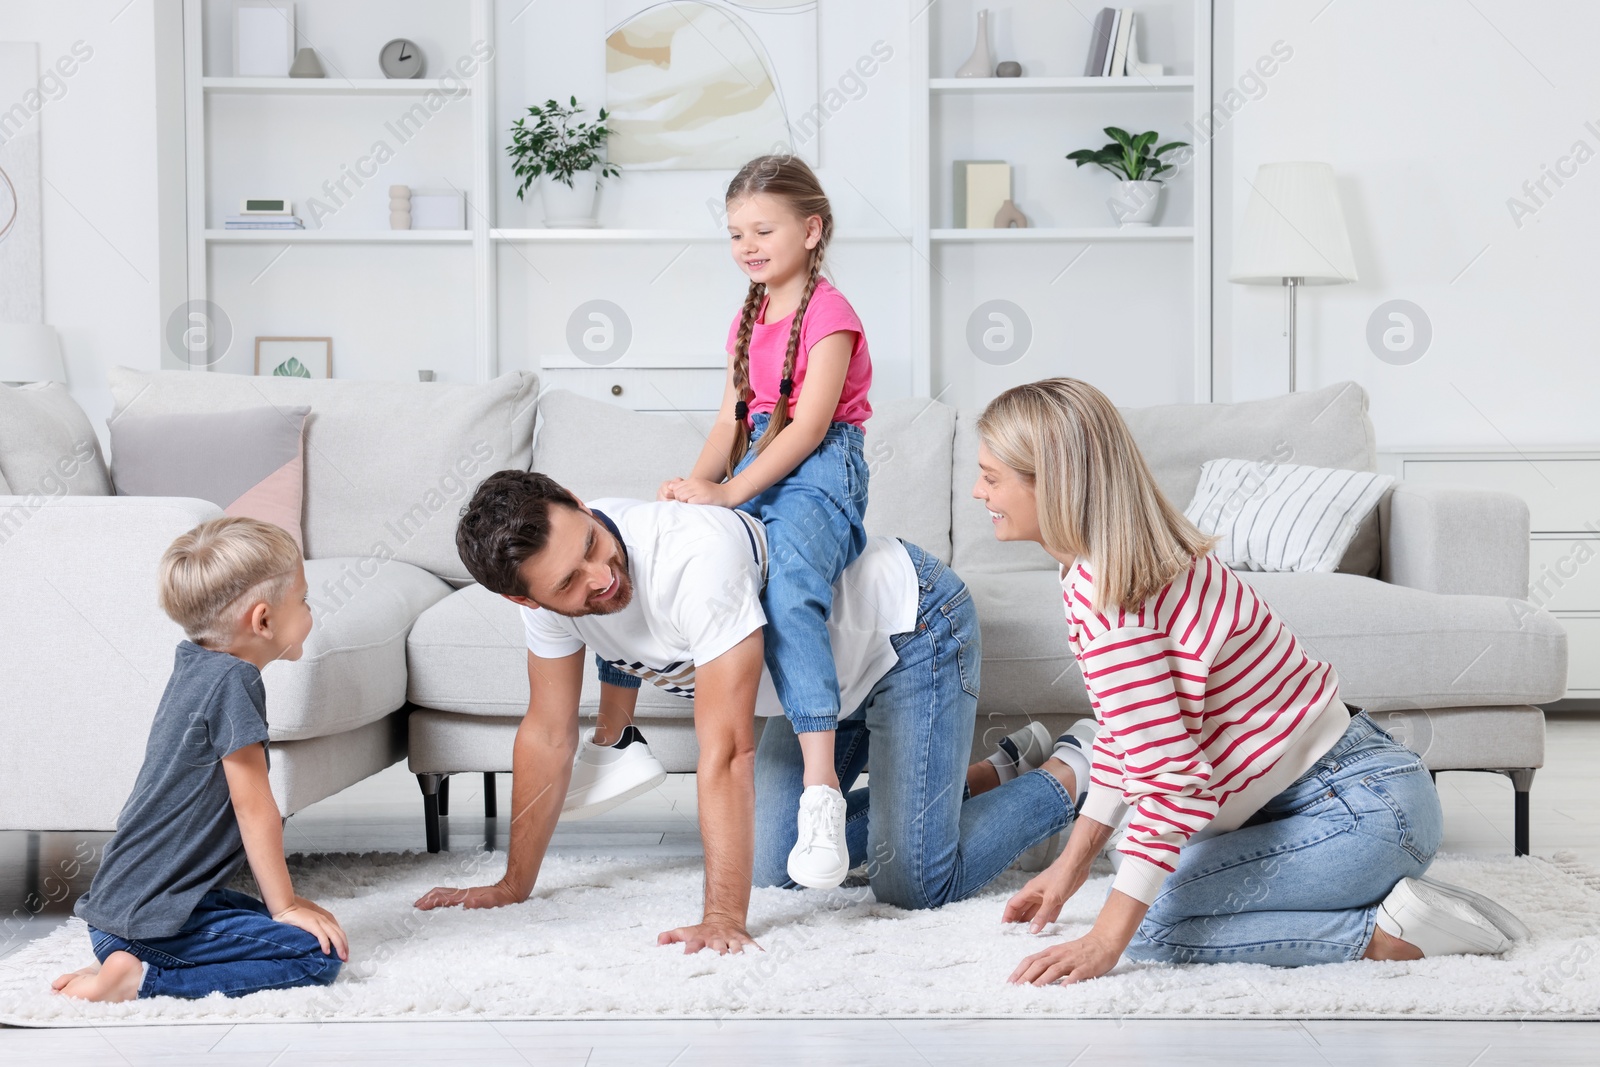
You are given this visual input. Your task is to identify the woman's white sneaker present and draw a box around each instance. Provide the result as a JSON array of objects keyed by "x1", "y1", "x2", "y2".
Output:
[
  {"x1": 787, "y1": 785, "x2": 849, "y2": 889},
  {"x1": 1375, "y1": 877, "x2": 1525, "y2": 957},
  {"x1": 562, "y1": 725, "x2": 667, "y2": 819}
]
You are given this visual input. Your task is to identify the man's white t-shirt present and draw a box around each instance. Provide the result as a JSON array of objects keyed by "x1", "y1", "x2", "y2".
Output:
[{"x1": 520, "y1": 498, "x2": 920, "y2": 718}]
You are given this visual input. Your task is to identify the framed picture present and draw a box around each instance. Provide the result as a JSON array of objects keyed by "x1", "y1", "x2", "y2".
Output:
[
  {"x1": 255, "y1": 337, "x2": 331, "y2": 379},
  {"x1": 234, "y1": 1, "x2": 295, "y2": 78}
]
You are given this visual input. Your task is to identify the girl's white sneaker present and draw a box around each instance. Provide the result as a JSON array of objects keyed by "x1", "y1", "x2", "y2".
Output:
[{"x1": 787, "y1": 784, "x2": 849, "y2": 889}]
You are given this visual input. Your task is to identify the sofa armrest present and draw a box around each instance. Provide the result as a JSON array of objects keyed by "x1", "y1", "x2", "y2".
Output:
[
  {"x1": 0, "y1": 495, "x2": 223, "y2": 830},
  {"x1": 1380, "y1": 482, "x2": 1529, "y2": 599}
]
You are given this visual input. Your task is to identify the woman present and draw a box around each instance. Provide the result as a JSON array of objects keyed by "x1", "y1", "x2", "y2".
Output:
[{"x1": 971, "y1": 378, "x2": 1527, "y2": 985}]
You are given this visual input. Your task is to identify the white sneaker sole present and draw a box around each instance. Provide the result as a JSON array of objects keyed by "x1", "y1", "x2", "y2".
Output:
[
  {"x1": 787, "y1": 852, "x2": 850, "y2": 890},
  {"x1": 561, "y1": 751, "x2": 667, "y2": 821},
  {"x1": 1378, "y1": 877, "x2": 1513, "y2": 957}
]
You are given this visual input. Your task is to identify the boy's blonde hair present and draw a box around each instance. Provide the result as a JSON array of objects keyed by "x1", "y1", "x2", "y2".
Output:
[
  {"x1": 159, "y1": 517, "x2": 302, "y2": 647},
  {"x1": 977, "y1": 378, "x2": 1216, "y2": 614}
]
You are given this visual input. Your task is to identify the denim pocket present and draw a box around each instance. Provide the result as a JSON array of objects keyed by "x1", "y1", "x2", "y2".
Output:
[
  {"x1": 1361, "y1": 759, "x2": 1438, "y2": 864},
  {"x1": 939, "y1": 587, "x2": 982, "y2": 699}
]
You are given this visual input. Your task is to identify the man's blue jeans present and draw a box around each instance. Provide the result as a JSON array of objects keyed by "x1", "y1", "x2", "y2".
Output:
[
  {"x1": 734, "y1": 412, "x2": 869, "y2": 734},
  {"x1": 87, "y1": 887, "x2": 341, "y2": 998},
  {"x1": 753, "y1": 542, "x2": 1078, "y2": 908},
  {"x1": 1125, "y1": 711, "x2": 1443, "y2": 967}
]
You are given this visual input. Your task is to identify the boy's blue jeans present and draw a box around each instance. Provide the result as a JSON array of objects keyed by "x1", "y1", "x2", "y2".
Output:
[
  {"x1": 733, "y1": 413, "x2": 869, "y2": 734},
  {"x1": 754, "y1": 542, "x2": 1078, "y2": 908},
  {"x1": 87, "y1": 887, "x2": 341, "y2": 999},
  {"x1": 1125, "y1": 711, "x2": 1442, "y2": 967}
]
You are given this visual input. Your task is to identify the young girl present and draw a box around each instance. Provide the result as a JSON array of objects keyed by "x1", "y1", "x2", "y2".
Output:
[
  {"x1": 660, "y1": 154, "x2": 872, "y2": 889},
  {"x1": 972, "y1": 378, "x2": 1527, "y2": 985}
]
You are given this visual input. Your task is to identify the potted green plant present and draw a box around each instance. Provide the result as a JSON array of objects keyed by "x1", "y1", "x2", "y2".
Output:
[
  {"x1": 1066, "y1": 127, "x2": 1189, "y2": 227},
  {"x1": 507, "y1": 96, "x2": 621, "y2": 228}
]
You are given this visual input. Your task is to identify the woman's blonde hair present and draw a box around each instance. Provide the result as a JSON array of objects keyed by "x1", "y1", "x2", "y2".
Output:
[
  {"x1": 723, "y1": 153, "x2": 833, "y2": 479},
  {"x1": 159, "y1": 517, "x2": 302, "y2": 647},
  {"x1": 977, "y1": 378, "x2": 1216, "y2": 614}
]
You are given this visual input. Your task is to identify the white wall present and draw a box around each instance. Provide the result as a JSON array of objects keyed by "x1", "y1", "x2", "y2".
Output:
[
  {"x1": 1216, "y1": 0, "x2": 1600, "y2": 447},
  {"x1": 0, "y1": 0, "x2": 167, "y2": 440}
]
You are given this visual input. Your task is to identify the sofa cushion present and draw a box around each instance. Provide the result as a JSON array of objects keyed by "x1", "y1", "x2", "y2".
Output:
[
  {"x1": 107, "y1": 368, "x2": 539, "y2": 582},
  {"x1": 950, "y1": 381, "x2": 1377, "y2": 574},
  {"x1": 861, "y1": 396, "x2": 955, "y2": 560},
  {"x1": 263, "y1": 557, "x2": 453, "y2": 741},
  {"x1": 406, "y1": 582, "x2": 686, "y2": 719},
  {"x1": 0, "y1": 382, "x2": 111, "y2": 497},
  {"x1": 963, "y1": 566, "x2": 1568, "y2": 718},
  {"x1": 110, "y1": 405, "x2": 309, "y2": 550},
  {"x1": 531, "y1": 390, "x2": 716, "y2": 502}
]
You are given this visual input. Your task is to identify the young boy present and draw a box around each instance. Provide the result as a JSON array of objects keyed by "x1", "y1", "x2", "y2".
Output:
[{"x1": 52, "y1": 517, "x2": 348, "y2": 1001}]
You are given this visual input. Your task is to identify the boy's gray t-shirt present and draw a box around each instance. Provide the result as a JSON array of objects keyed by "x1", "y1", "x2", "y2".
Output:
[{"x1": 74, "y1": 641, "x2": 271, "y2": 940}]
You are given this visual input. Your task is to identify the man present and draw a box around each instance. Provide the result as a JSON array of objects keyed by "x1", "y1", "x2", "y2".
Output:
[{"x1": 415, "y1": 471, "x2": 1082, "y2": 952}]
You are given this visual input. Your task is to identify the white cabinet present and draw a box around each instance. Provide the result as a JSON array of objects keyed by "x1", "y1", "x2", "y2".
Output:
[{"x1": 1383, "y1": 449, "x2": 1600, "y2": 698}]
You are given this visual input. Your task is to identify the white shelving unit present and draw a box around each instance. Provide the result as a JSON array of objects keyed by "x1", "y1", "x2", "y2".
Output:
[{"x1": 911, "y1": 1, "x2": 1213, "y2": 405}]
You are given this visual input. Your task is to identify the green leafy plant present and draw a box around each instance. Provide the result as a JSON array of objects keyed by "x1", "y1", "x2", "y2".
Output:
[
  {"x1": 1067, "y1": 127, "x2": 1188, "y2": 182},
  {"x1": 507, "y1": 96, "x2": 621, "y2": 198},
  {"x1": 272, "y1": 357, "x2": 310, "y2": 378}
]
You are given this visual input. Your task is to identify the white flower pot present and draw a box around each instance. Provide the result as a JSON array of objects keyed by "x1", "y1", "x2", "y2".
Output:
[
  {"x1": 1107, "y1": 180, "x2": 1163, "y2": 227},
  {"x1": 542, "y1": 168, "x2": 600, "y2": 228}
]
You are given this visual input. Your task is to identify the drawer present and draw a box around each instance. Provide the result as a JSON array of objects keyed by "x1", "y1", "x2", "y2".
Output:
[
  {"x1": 541, "y1": 368, "x2": 725, "y2": 413},
  {"x1": 1556, "y1": 615, "x2": 1600, "y2": 692},
  {"x1": 1399, "y1": 459, "x2": 1600, "y2": 532},
  {"x1": 1528, "y1": 537, "x2": 1600, "y2": 612}
]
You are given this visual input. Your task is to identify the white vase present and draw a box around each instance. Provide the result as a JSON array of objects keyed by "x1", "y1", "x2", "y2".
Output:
[
  {"x1": 1108, "y1": 180, "x2": 1162, "y2": 227},
  {"x1": 542, "y1": 168, "x2": 600, "y2": 228},
  {"x1": 955, "y1": 9, "x2": 994, "y2": 78}
]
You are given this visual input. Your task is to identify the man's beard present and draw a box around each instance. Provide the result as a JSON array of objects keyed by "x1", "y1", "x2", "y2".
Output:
[{"x1": 541, "y1": 552, "x2": 634, "y2": 618}]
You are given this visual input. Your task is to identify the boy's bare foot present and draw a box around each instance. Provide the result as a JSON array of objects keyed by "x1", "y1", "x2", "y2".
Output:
[{"x1": 51, "y1": 951, "x2": 143, "y2": 1001}]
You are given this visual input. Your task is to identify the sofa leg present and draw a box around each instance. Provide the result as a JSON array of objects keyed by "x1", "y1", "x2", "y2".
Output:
[
  {"x1": 484, "y1": 772, "x2": 497, "y2": 819},
  {"x1": 417, "y1": 773, "x2": 444, "y2": 854},
  {"x1": 1508, "y1": 768, "x2": 1535, "y2": 857},
  {"x1": 437, "y1": 774, "x2": 450, "y2": 818}
]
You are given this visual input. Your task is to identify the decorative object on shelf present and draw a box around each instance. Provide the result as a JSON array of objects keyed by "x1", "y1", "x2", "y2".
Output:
[
  {"x1": 508, "y1": 96, "x2": 620, "y2": 228},
  {"x1": 1067, "y1": 126, "x2": 1188, "y2": 227},
  {"x1": 953, "y1": 160, "x2": 1010, "y2": 228},
  {"x1": 605, "y1": 0, "x2": 819, "y2": 169},
  {"x1": 0, "y1": 323, "x2": 65, "y2": 384},
  {"x1": 389, "y1": 185, "x2": 411, "y2": 230},
  {"x1": 379, "y1": 38, "x2": 425, "y2": 79},
  {"x1": 1229, "y1": 162, "x2": 1357, "y2": 392},
  {"x1": 992, "y1": 199, "x2": 1028, "y2": 229},
  {"x1": 0, "y1": 43, "x2": 42, "y2": 324},
  {"x1": 955, "y1": 9, "x2": 994, "y2": 78},
  {"x1": 994, "y1": 60, "x2": 1022, "y2": 78},
  {"x1": 255, "y1": 336, "x2": 331, "y2": 379},
  {"x1": 224, "y1": 197, "x2": 302, "y2": 231},
  {"x1": 234, "y1": 1, "x2": 295, "y2": 78},
  {"x1": 409, "y1": 191, "x2": 463, "y2": 230},
  {"x1": 1125, "y1": 18, "x2": 1164, "y2": 76},
  {"x1": 1084, "y1": 8, "x2": 1161, "y2": 77},
  {"x1": 288, "y1": 46, "x2": 324, "y2": 78},
  {"x1": 417, "y1": 370, "x2": 436, "y2": 382}
]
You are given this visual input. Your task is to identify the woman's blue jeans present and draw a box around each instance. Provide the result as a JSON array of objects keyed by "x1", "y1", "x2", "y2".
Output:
[
  {"x1": 1125, "y1": 711, "x2": 1443, "y2": 967},
  {"x1": 733, "y1": 412, "x2": 868, "y2": 734},
  {"x1": 87, "y1": 887, "x2": 341, "y2": 999},
  {"x1": 753, "y1": 542, "x2": 1078, "y2": 908}
]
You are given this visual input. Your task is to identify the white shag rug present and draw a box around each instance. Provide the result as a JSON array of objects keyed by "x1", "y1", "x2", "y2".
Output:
[{"x1": 3, "y1": 850, "x2": 1598, "y2": 1026}]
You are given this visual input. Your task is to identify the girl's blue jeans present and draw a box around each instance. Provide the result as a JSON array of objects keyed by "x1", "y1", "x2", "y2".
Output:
[
  {"x1": 86, "y1": 887, "x2": 341, "y2": 999},
  {"x1": 1124, "y1": 711, "x2": 1443, "y2": 967}
]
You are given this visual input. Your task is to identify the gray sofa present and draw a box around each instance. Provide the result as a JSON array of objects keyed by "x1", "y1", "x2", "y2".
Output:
[{"x1": 0, "y1": 374, "x2": 1566, "y2": 859}]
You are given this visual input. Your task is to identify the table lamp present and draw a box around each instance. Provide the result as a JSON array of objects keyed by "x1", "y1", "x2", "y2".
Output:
[
  {"x1": 1229, "y1": 162, "x2": 1357, "y2": 392},
  {"x1": 0, "y1": 323, "x2": 66, "y2": 385}
]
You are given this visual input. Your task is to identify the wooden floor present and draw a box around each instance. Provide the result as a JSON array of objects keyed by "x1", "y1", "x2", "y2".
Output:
[{"x1": 3, "y1": 713, "x2": 1598, "y2": 1063}]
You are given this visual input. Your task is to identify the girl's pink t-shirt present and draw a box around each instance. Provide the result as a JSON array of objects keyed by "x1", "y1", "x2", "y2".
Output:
[{"x1": 724, "y1": 277, "x2": 873, "y2": 427}]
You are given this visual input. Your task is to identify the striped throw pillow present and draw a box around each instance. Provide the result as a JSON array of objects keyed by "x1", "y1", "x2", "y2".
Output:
[{"x1": 1184, "y1": 458, "x2": 1394, "y2": 573}]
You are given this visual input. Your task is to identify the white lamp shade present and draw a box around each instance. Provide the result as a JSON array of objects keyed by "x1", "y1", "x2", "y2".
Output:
[
  {"x1": 0, "y1": 323, "x2": 66, "y2": 383},
  {"x1": 1229, "y1": 162, "x2": 1358, "y2": 286}
]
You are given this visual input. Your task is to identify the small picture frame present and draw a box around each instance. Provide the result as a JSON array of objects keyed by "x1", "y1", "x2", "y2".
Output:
[
  {"x1": 409, "y1": 191, "x2": 466, "y2": 230},
  {"x1": 255, "y1": 336, "x2": 331, "y2": 379},
  {"x1": 234, "y1": 1, "x2": 296, "y2": 78}
]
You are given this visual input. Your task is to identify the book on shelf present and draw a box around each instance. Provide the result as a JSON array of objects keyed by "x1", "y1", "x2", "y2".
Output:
[
  {"x1": 1110, "y1": 10, "x2": 1135, "y2": 77},
  {"x1": 223, "y1": 215, "x2": 305, "y2": 229},
  {"x1": 1101, "y1": 9, "x2": 1122, "y2": 76},
  {"x1": 1084, "y1": 8, "x2": 1116, "y2": 76}
]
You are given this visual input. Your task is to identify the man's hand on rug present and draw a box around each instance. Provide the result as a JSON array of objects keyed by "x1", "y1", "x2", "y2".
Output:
[
  {"x1": 1007, "y1": 933, "x2": 1120, "y2": 986},
  {"x1": 657, "y1": 918, "x2": 761, "y2": 955},
  {"x1": 413, "y1": 882, "x2": 525, "y2": 911}
]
